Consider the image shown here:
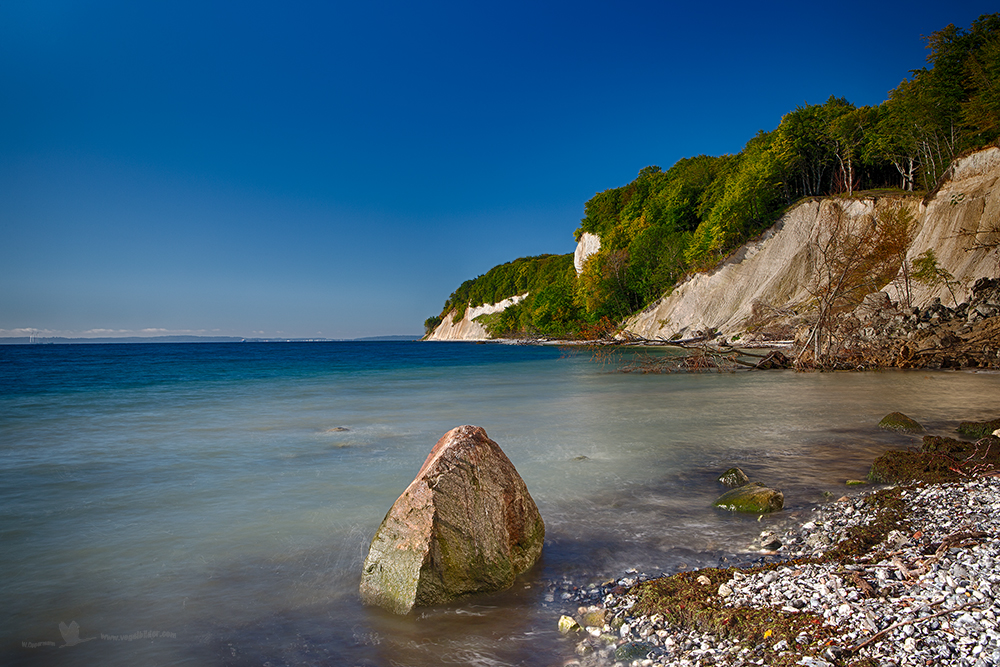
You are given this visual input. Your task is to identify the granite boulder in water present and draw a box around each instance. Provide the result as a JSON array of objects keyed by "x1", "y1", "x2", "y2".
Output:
[{"x1": 359, "y1": 425, "x2": 545, "y2": 614}]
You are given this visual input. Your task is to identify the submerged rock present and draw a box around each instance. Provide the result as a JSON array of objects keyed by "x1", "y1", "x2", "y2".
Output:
[
  {"x1": 359, "y1": 425, "x2": 545, "y2": 614},
  {"x1": 579, "y1": 605, "x2": 606, "y2": 628},
  {"x1": 713, "y1": 482, "x2": 784, "y2": 514},
  {"x1": 615, "y1": 641, "x2": 655, "y2": 662},
  {"x1": 958, "y1": 418, "x2": 1000, "y2": 439},
  {"x1": 717, "y1": 467, "x2": 751, "y2": 488},
  {"x1": 558, "y1": 615, "x2": 581, "y2": 634},
  {"x1": 878, "y1": 412, "x2": 924, "y2": 433}
]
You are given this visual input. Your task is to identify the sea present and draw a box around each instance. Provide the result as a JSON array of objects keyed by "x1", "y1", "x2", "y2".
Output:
[{"x1": 2, "y1": 341, "x2": 997, "y2": 667}]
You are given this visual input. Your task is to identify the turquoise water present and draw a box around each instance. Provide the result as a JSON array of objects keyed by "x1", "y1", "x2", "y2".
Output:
[{"x1": 2, "y1": 342, "x2": 997, "y2": 666}]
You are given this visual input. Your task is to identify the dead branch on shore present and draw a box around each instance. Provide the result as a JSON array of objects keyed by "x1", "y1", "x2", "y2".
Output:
[
  {"x1": 591, "y1": 335, "x2": 792, "y2": 374},
  {"x1": 848, "y1": 598, "x2": 980, "y2": 654}
]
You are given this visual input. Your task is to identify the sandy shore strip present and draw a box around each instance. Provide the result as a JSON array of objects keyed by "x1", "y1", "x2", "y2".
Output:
[{"x1": 554, "y1": 477, "x2": 1000, "y2": 667}]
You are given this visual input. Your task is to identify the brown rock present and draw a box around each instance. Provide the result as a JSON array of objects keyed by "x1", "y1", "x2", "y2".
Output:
[{"x1": 359, "y1": 425, "x2": 545, "y2": 614}]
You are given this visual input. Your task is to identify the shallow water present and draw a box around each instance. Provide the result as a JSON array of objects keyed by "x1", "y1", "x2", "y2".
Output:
[{"x1": 1, "y1": 342, "x2": 997, "y2": 666}]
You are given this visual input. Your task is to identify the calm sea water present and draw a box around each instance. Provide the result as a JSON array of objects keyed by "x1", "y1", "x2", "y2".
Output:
[{"x1": 2, "y1": 342, "x2": 997, "y2": 666}]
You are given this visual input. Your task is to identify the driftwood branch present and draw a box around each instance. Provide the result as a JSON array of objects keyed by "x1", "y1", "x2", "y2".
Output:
[{"x1": 849, "y1": 599, "x2": 979, "y2": 653}]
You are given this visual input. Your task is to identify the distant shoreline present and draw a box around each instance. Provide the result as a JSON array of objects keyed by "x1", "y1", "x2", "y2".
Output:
[{"x1": 0, "y1": 335, "x2": 423, "y2": 345}]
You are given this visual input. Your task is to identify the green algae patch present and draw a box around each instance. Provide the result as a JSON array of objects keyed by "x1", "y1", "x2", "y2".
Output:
[
  {"x1": 958, "y1": 418, "x2": 1000, "y2": 439},
  {"x1": 921, "y1": 435, "x2": 976, "y2": 456},
  {"x1": 632, "y1": 567, "x2": 837, "y2": 667},
  {"x1": 877, "y1": 412, "x2": 924, "y2": 434},
  {"x1": 869, "y1": 435, "x2": 1000, "y2": 484},
  {"x1": 868, "y1": 450, "x2": 963, "y2": 484},
  {"x1": 713, "y1": 482, "x2": 784, "y2": 513}
]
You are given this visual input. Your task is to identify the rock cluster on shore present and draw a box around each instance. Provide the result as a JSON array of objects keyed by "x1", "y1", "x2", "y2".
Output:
[
  {"x1": 869, "y1": 277, "x2": 1000, "y2": 369},
  {"x1": 554, "y1": 476, "x2": 1000, "y2": 667}
]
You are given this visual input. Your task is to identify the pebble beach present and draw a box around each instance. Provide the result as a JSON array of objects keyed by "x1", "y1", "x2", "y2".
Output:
[{"x1": 553, "y1": 476, "x2": 1000, "y2": 667}]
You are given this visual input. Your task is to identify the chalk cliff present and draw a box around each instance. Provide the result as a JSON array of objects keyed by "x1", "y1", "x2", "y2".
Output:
[
  {"x1": 425, "y1": 293, "x2": 528, "y2": 341},
  {"x1": 574, "y1": 232, "x2": 601, "y2": 274},
  {"x1": 624, "y1": 146, "x2": 1000, "y2": 341}
]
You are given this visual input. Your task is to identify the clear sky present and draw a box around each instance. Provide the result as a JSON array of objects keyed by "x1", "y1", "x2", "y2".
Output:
[{"x1": 1, "y1": 1, "x2": 995, "y2": 339}]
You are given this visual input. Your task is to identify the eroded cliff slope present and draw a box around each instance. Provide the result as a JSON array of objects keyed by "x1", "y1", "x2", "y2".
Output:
[
  {"x1": 624, "y1": 147, "x2": 1000, "y2": 341},
  {"x1": 425, "y1": 294, "x2": 528, "y2": 341}
]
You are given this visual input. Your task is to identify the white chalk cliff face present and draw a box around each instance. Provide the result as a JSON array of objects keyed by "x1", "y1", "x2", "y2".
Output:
[
  {"x1": 574, "y1": 232, "x2": 601, "y2": 274},
  {"x1": 624, "y1": 146, "x2": 1000, "y2": 340},
  {"x1": 426, "y1": 293, "x2": 529, "y2": 341}
]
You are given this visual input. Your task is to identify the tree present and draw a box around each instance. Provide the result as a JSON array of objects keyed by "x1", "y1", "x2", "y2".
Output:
[
  {"x1": 962, "y1": 19, "x2": 1000, "y2": 144},
  {"x1": 912, "y1": 248, "x2": 961, "y2": 305},
  {"x1": 870, "y1": 13, "x2": 1000, "y2": 190},
  {"x1": 686, "y1": 130, "x2": 784, "y2": 267},
  {"x1": 866, "y1": 94, "x2": 921, "y2": 191},
  {"x1": 799, "y1": 202, "x2": 914, "y2": 366},
  {"x1": 828, "y1": 104, "x2": 876, "y2": 195},
  {"x1": 424, "y1": 315, "x2": 443, "y2": 335}
]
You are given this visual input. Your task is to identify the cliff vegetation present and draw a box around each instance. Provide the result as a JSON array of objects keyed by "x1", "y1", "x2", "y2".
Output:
[{"x1": 428, "y1": 14, "x2": 1000, "y2": 342}]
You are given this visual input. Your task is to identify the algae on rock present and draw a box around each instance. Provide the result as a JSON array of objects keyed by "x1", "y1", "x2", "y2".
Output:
[
  {"x1": 713, "y1": 482, "x2": 784, "y2": 514},
  {"x1": 958, "y1": 418, "x2": 1000, "y2": 439},
  {"x1": 878, "y1": 412, "x2": 924, "y2": 434}
]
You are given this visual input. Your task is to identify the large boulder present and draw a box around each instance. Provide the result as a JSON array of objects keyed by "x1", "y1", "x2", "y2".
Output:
[{"x1": 359, "y1": 425, "x2": 545, "y2": 614}]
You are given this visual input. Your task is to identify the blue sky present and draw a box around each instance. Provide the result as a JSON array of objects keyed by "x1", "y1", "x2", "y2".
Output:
[{"x1": 1, "y1": 1, "x2": 995, "y2": 339}]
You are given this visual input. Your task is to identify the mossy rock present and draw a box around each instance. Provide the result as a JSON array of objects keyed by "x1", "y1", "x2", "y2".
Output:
[
  {"x1": 878, "y1": 412, "x2": 924, "y2": 434},
  {"x1": 958, "y1": 418, "x2": 1000, "y2": 439},
  {"x1": 868, "y1": 450, "x2": 958, "y2": 484},
  {"x1": 713, "y1": 482, "x2": 784, "y2": 514},
  {"x1": 558, "y1": 615, "x2": 580, "y2": 634},
  {"x1": 615, "y1": 641, "x2": 654, "y2": 662},
  {"x1": 717, "y1": 467, "x2": 750, "y2": 488},
  {"x1": 579, "y1": 607, "x2": 606, "y2": 628}
]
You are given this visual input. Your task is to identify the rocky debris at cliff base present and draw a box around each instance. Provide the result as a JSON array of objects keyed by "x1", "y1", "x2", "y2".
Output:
[
  {"x1": 845, "y1": 277, "x2": 1000, "y2": 369},
  {"x1": 736, "y1": 277, "x2": 1000, "y2": 370},
  {"x1": 557, "y1": 478, "x2": 1000, "y2": 667}
]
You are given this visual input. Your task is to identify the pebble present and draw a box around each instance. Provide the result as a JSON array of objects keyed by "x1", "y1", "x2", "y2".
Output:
[{"x1": 551, "y1": 477, "x2": 1000, "y2": 666}]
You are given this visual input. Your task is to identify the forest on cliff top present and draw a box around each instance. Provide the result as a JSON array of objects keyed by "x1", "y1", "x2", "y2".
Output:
[{"x1": 427, "y1": 14, "x2": 1000, "y2": 339}]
